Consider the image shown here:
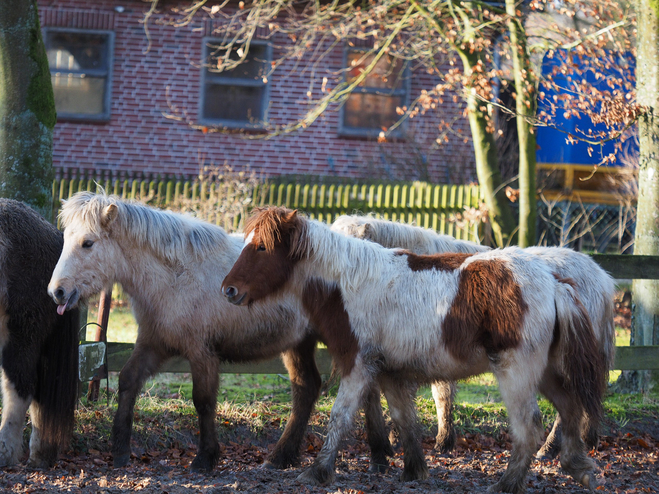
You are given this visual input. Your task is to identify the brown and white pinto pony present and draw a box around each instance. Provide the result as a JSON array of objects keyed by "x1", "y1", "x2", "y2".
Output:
[
  {"x1": 46, "y1": 192, "x2": 393, "y2": 473},
  {"x1": 222, "y1": 207, "x2": 606, "y2": 494},
  {"x1": 331, "y1": 214, "x2": 615, "y2": 458}
]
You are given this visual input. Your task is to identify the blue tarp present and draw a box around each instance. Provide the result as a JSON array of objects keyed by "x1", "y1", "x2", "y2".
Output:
[{"x1": 535, "y1": 51, "x2": 636, "y2": 167}]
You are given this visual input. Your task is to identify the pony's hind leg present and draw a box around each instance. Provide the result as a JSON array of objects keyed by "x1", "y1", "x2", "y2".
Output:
[
  {"x1": 189, "y1": 354, "x2": 221, "y2": 472},
  {"x1": 297, "y1": 357, "x2": 373, "y2": 486},
  {"x1": 0, "y1": 373, "x2": 31, "y2": 466},
  {"x1": 112, "y1": 343, "x2": 170, "y2": 468},
  {"x1": 264, "y1": 334, "x2": 322, "y2": 469},
  {"x1": 536, "y1": 414, "x2": 562, "y2": 460},
  {"x1": 379, "y1": 375, "x2": 429, "y2": 482},
  {"x1": 364, "y1": 383, "x2": 394, "y2": 473},
  {"x1": 27, "y1": 402, "x2": 57, "y2": 468},
  {"x1": 431, "y1": 380, "x2": 457, "y2": 453},
  {"x1": 489, "y1": 370, "x2": 545, "y2": 494},
  {"x1": 539, "y1": 371, "x2": 598, "y2": 491}
]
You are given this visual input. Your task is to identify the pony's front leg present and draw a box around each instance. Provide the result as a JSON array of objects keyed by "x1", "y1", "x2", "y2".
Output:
[
  {"x1": 431, "y1": 380, "x2": 457, "y2": 453},
  {"x1": 0, "y1": 372, "x2": 32, "y2": 467},
  {"x1": 379, "y1": 375, "x2": 429, "y2": 481},
  {"x1": 265, "y1": 334, "x2": 322, "y2": 469},
  {"x1": 112, "y1": 343, "x2": 169, "y2": 468},
  {"x1": 297, "y1": 357, "x2": 372, "y2": 486},
  {"x1": 189, "y1": 355, "x2": 221, "y2": 472}
]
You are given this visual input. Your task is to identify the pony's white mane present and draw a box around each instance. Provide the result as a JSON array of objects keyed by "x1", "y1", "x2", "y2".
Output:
[
  {"x1": 60, "y1": 192, "x2": 231, "y2": 262},
  {"x1": 299, "y1": 216, "x2": 393, "y2": 292},
  {"x1": 331, "y1": 214, "x2": 489, "y2": 255}
]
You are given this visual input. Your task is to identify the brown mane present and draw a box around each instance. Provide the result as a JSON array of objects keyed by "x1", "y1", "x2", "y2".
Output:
[{"x1": 245, "y1": 207, "x2": 308, "y2": 259}]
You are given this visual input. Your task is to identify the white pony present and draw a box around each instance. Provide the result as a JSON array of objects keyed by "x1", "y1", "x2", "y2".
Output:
[
  {"x1": 222, "y1": 207, "x2": 606, "y2": 494},
  {"x1": 47, "y1": 192, "x2": 391, "y2": 473},
  {"x1": 331, "y1": 214, "x2": 615, "y2": 457}
]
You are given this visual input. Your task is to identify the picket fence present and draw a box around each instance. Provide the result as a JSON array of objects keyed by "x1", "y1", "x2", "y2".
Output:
[{"x1": 52, "y1": 175, "x2": 483, "y2": 242}]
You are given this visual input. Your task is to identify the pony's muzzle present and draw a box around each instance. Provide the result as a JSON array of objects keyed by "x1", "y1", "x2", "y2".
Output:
[
  {"x1": 48, "y1": 286, "x2": 80, "y2": 315},
  {"x1": 51, "y1": 287, "x2": 66, "y2": 302}
]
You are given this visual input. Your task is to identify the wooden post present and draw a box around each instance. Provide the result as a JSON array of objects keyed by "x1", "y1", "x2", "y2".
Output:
[{"x1": 87, "y1": 289, "x2": 112, "y2": 401}]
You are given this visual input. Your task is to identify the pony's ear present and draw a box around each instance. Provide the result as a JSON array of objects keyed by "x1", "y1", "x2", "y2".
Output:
[
  {"x1": 356, "y1": 223, "x2": 373, "y2": 240},
  {"x1": 101, "y1": 204, "x2": 118, "y2": 229},
  {"x1": 284, "y1": 209, "x2": 298, "y2": 222}
]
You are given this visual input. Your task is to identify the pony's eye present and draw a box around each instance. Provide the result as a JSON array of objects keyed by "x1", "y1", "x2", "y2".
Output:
[
  {"x1": 82, "y1": 240, "x2": 94, "y2": 249},
  {"x1": 257, "y1": 244, "x2": 266, "y2": 251}
]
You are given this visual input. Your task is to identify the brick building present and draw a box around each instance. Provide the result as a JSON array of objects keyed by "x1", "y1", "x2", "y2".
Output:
[{"x1": 38, "y1": 0, "x2": 476, "y2": 183}]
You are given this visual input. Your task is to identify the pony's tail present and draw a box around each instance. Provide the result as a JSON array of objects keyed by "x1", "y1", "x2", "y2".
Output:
[
  {"x1": 554, "y1": 279, "x2": 606, "y2": 425},
  {"x1": 33, "y1": 307, "x2": 80, "y2": 463}
]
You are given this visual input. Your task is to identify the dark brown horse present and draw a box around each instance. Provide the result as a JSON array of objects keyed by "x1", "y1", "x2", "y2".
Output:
[{"x1": 0, "y1": 199, "x2": 80, "y2": 468}]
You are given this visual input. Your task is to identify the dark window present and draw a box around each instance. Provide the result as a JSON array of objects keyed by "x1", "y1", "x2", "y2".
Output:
[
  {"x1": 200, "y1": 39, "x2": 270, "y2": 128},
  {"x1": 340, "y1": 50, "x2": 408, "y2": 137},
  {"x1": 44, "y1": 29, "x2": 113, "y2": 121}
]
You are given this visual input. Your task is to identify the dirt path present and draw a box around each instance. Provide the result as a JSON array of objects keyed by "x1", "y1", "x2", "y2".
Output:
[{"x1": 2, "y1": 430, "x2": 656, "y2": 494}]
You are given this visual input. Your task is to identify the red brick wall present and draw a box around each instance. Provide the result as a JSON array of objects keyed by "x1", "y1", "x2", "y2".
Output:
[{"x1": 39, "y1": 0, "x2": 477, "y2": 183}]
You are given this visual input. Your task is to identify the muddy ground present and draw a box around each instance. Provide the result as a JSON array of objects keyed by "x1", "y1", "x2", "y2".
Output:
[{"x1": 1, "y1": 417, "x2": 657, "y2": 494}]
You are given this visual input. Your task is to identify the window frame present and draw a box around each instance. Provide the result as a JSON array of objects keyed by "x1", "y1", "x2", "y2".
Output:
[
  {"x1": 199, "y1": 37, "x2": 272, "y2": 129},
  {"x1": 43, "y1": 27, "x2": 114, "y2": 122},
  {"x1": 338, "y1": 46, "x2": 410, "y2": 138}
]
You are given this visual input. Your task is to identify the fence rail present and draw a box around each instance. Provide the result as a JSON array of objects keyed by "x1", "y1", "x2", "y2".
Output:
[{"x1": 80, "y1": 255, "x2": 659, "y2": 378}]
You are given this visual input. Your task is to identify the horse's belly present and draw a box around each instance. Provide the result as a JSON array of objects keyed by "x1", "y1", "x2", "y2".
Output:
[{"x1": 362, "y1": 321, "x2": 490, "y2": 383}]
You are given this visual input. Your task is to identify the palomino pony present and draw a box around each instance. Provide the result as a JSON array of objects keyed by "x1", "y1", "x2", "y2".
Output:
[
  {"x1": 0, "y1": 199, "x2": 80, "y2": 468},
  {"x1": 223, "y1": 207, "x2": 606, "y2": 493},
  {"x1": 47, "y1": 192, "x2": 393, "y2": 473},
  {"x1": 331, "y1": 214, "x2": 615, "y2": 458}
]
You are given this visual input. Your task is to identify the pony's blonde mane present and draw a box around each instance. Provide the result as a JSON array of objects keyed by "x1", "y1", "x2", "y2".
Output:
[
  {"x1": 60, "y1": 192, "x2": 231, "y2": 262},
  {"x1": 332, "y1": 215, "x2": 489, "y2": 255}
]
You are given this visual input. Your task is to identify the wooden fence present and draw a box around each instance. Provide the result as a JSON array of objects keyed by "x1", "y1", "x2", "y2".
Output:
[
  {"x1": 52, "y1": 176, "x2": 482, "y2": 242},
  {"x1": 78, "y1": 255, "x2": 659, "y2": 381}
]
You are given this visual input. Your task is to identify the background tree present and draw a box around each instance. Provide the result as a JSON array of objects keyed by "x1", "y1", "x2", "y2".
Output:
[
  {"x1": 152, "y1": 0, "x2": 637, "y2": 247},
  {"x1": 630, "y1": 0, "x2": 659, "y2": 388},
  {"x1": 0, "y1": 0, "x2": 56, "y2": 220}
]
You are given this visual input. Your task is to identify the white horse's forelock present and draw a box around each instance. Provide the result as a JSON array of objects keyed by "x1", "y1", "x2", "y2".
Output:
[{"x1": 60, "y1": 191, "x2": 231, "y2": 262}]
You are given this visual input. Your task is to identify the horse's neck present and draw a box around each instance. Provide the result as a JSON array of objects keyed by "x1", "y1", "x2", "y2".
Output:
[{"x1": 304, "y1": 220, "x2": 389, "y2": 293}]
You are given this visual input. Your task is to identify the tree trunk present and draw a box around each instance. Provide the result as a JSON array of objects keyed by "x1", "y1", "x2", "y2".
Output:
[
  {"x1": 506, "y1": 1, "x2": 537, "y2": 247},
  {"x1": 460, "y1": 52, "x2": 517, "y2": 247},
  {"x1": 630, "y1": 0, "x2": 659, "y2": 389},
  {"x1": 0, "y1": 0, "x2": 56, "y2": 220}
]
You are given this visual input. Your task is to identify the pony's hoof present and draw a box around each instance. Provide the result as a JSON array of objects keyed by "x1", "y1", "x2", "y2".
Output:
[
  {"x1": 400, "y1": 464, "x2": 430, "y2": 482},
  {"x1": 435, "y1": 430, "x2": 456, "y2": 453},
  {"x1": 487, "y1": 479, "x2": 526, "y2": 494},
  {"x1": 297, "y1": 465, "x2": 335, "y2": 486},
  {"x1": 190, "y1": 456, "x2": 215, "y2": 473},
  {"x1": 113, "y1": 453, "x2": 131, "y2": 468},
  {"x1": 26, "y1": 457, "x2": 51, "y2": 470},
  {"x1": 536, "y1": 442, "x2": 560, "y2": 461},
  {"x1": 580, "y1": 472, "x2": 597, "y2": 491},
  {"x1": 263, "y1": 451, "x2": 297, "y2": 470},
  {"x1": 368, "y1": 461, "x2": 388, "y2": 473}
]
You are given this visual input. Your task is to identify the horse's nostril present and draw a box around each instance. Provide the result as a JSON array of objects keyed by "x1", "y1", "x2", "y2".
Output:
[
  {"x1": 224, "y1": 286, "x2": 238, "y2": 298},
  {"x1": 54, "y1": 287, "x2": 65, "y2": 300}
]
